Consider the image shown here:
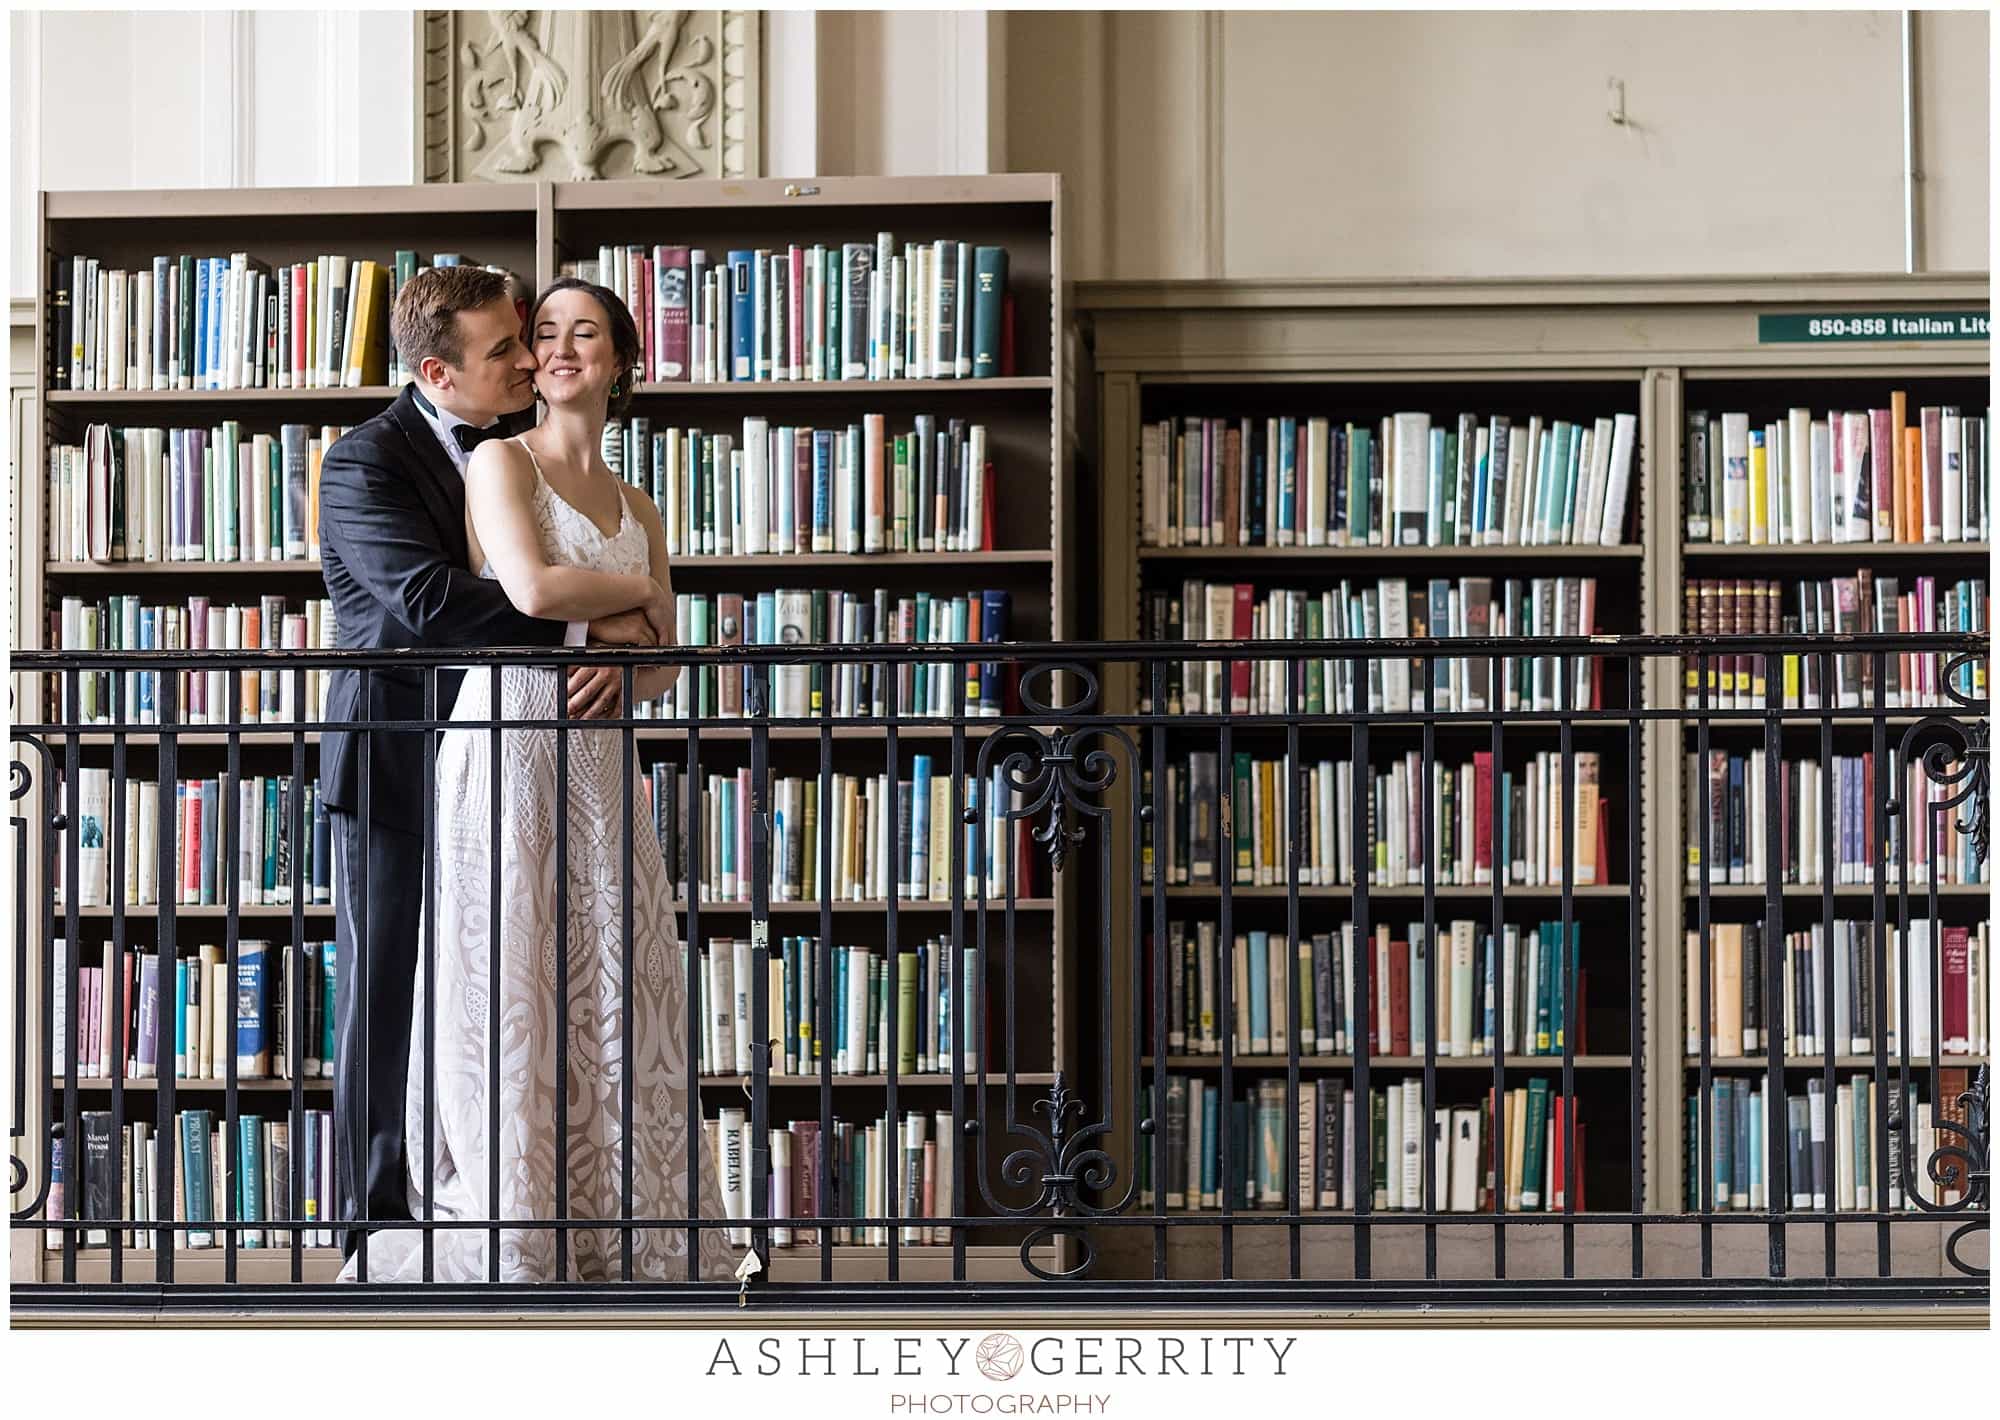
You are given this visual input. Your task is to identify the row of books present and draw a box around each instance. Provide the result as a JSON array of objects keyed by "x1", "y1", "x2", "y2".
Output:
[
  {"x1": 49, "y1": 251, "x2": 472, "y2": 393},
  {"x1": 694, "y1": 937, "x2": 983, "y2": 1079},
  {"x1": 1680, "y1": 571, "x2": 1986, "y2": 710},
  {"x1": 1684, "y1": 920, "x2": 1988, "y2": 1060},
  {"x1": 1147, "y1": 919, "x2": 1587, "y2": 1062},
  {"x1": 51, "y1": 938, "x2": 336, "y2": 1082},
  {"x1": 44, "y1": 1108, "x2": 338, "y2": 1250},
  {"x1": 60, "y1": 773, "x2": 338, "y2": 909},
  {"x1": 1138, "y1": 1074, "x2": 1584, "y2": 1214},
  {"x1": 1682, "y1": 1071, "x2": 1974, "y2": 1212},
  {"x1": 564, "y1": 237, "x2": 1013, "y2": 385},
  {"x1": 53, "y1": 594, "x2": 336, "y2": 727},
  {"x1": 637, "y1": 587, "x2": 1014, "y2": 722},
  {"x1": 1141, "y1": 411, "x2": 1637, "y2": 551},
  {"x1": 1683, "y1": 401, "x2": 1988, "y2": 545},
  {"x1": 1143, "y1": 575, "x2": 1606, "y2": 716},
  {"x1": 46, "y1": 422, "x2": 349, "y2": 563},
  {"x1": 605, "y1": 415, "x2": 999, "y2": 557},
  {"x1": 703, "y1": 1108, "x2": 965, "y2": 1249},
  {"x1": 1143, "y1": 750, "x2": 1611, "y2": 891},
  {"x1": 662, "y1": 762, "x2": 1043, "y2": 906},
  {"x1": 1684, "y1": 748, "x2": 1987, "y2": 887}
]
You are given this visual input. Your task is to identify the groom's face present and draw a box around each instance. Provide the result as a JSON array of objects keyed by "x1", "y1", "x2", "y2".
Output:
[{"x1": 436, "y1": 297, "x2": 540, "y2": 425}]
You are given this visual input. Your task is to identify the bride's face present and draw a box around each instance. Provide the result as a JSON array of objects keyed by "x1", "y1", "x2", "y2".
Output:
[{"x1": 532, "y1": 288, "x2": 621, "y2": 409}]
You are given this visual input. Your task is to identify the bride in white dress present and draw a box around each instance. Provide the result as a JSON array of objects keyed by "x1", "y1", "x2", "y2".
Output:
[{"x1": 341, "y1": 280, "x2": 739, "y2": 1284}]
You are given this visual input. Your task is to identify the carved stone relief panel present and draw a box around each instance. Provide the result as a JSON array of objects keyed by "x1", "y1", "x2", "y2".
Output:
[{"x1": 421, "y1": 11, "x2": 759, "y2": 181}]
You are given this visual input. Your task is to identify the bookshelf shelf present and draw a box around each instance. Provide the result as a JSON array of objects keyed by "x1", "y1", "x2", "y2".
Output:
[
  {"x1": 1138, "y1": 543, "x2": 1644, "y2": 564},
  {"x1": 1681, "y1": 883, "x2": 1987, "y2": 899},
  {"x1": 632, "y1": 376, "x2": 1053, "y2": 399},
  {"x1": 46, "y1": 386, "x2": 401, "y2": 407},
  {"x1": 25, "y1": 173, "x2": 1072, "y2": 1283},
  {"x1": 1158, "y1": 883, "x2": 1630, "y2": 900},
  {"x1": 1681, "y1": 541, "x2": 1987, "y2": 560},
  {"x1": 694, "y1": 1072, "x2": 1057, "y2": 1087},
  {"x1": 1142, "y1": 1054, "x2": 1634, "y2": 1070},
  {"x1": 68, "y1": 1077, "x2": 331, "y2": 1092},
  {"x1": 1686, "y1": 1056, "x2": 1989, "y2": 1069}
]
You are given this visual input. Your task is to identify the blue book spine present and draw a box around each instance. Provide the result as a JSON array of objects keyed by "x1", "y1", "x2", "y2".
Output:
[
  {"x1": 193, "y1": 258, "x2": 210, "y2": 387},
  {"x1": 175, "y1": 956, "x2": 189, "y2": 1076},
  {"x1": 1247, "y1": 930, "x2": 1270, "y2": 1048},
  {"x1": 321, "y1": 940, "x2": 337, "y2": 1069},
  {"x1": 832, "y1": 946, "x2": 847, "y2": 1066},
  {"x1": 235, "y1": 940, "x2": 266, "y2": 1072},
  {"x1": 238, "y1": 1114, "x2": 263, "y2": 1243},
  {"x1": 812, "y1": 430, "x2": 833, "y2": 545},
  {"x1": 719, "y1": 777, "x2": 737, "y2": 896},
  {"x1": 1199, "y1": 1087, "x2": 1220, "y2": 1203},
  {"x1": 1277, "y1": 417, "x2": 1298, "y2": 539},
  {"x1": 208, "y1": 258, "x2": 227, "y2": 389},
  {"x1": 910, "y1": 755, "x2": 932, "y2": 896},
  {"x1": 979, "y1": 589, "x2": 1009, "y2": 715},
  {"x1": 727, "y1": 251, "x2": 754, "y2": 380}
]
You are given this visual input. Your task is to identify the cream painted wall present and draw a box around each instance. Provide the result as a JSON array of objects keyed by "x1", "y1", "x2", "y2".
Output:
[
  {"x1": 9, "y1": 9, "x2": 414, "y2": 297},
  {"x1": 1009, "y1": 9, "x2": 1990, "y2": 281}
]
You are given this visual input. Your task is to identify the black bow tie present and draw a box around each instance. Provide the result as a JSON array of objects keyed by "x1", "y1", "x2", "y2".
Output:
[{"x1": 452, "y1": 420, "x2": 508, "y2": 454}]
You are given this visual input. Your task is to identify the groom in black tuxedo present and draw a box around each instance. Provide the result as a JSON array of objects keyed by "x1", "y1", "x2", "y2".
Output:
[{"x1": 317, "y1": 265, "x2": 648, "y2": 1258}]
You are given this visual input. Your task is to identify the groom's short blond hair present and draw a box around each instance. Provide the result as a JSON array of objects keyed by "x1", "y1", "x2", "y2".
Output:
[{"x1": 392, "y1": 265, "x2": 515, "y2": 373}]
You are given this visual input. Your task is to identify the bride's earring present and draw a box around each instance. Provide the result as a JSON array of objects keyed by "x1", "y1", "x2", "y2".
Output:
[{"x1": 609, "y1": 378, "x2": 622, "y2": 399}]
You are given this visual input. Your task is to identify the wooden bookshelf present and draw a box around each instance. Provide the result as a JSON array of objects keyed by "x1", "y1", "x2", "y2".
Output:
[
  {"x1": 1080, "y1": 273, "x2": 1989, "y2": 1269},
  {"x1": 20, "y1": 174, "x2": 1071, "y2": 1284}
]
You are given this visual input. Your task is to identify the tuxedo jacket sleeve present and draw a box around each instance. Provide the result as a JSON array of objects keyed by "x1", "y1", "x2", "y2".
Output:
[{"x1": 316, "y1": 426, "x2": 558, "y2": 650}]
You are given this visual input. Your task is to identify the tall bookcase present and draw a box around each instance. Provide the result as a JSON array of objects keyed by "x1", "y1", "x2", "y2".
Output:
[
  {"x1": 19, "y1": 174, "x2": 1071, "y2": 1284},
  {"x1": 1081, "y1": 273, "x2": 1988, "y2": 1280}
]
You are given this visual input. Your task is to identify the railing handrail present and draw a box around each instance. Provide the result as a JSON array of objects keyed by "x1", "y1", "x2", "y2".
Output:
[{"x1": 10, "y1": 629, "x2": 1990, "y2": 673}]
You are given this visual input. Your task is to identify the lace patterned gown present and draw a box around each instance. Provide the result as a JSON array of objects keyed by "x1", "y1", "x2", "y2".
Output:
[{"x1": 340, "y1": 438, "x2": 739, "y2": 1284}]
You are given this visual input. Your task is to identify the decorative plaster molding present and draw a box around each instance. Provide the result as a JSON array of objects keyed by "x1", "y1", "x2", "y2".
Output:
[{"x1": 419, "y1": 10, "x2": 760, "y2": 182}]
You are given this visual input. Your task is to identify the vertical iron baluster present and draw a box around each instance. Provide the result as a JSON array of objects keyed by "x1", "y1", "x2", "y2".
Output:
[
  {"x1": 1487, "y1": 652, "x2": 1506, "y2": 1280},
  {"x1": 1696, "y1": 652, "x2": 1715, "y2": 1276},
  {"x1": 553, "y1": 663, "x2": 569, "y2": 1281},
  {"x1": 108, "y1": 690, "x2": 127, "y2": 1281},
  {"x1": 1870, "y1": 650, "x2": 1891, "y2": 1274},
  {"x1": 60, "y1": 671, "x2": 79, "y2": 1284},
  {"x1": 687, "y1": 687, "x2": 706, "y2": 1277},
  {"x1": 355, "y1": 667, "x2": 373, "y2": 1282},
  {"x1": 884, "y1": 674, "x2": 901, "y2": 1277},
  {"x1": 815, "y1": 660, "x2": 833, "y2": 1280},
  {"x1": 1558, "y1": 640, "x2": 1575, "y2": 1277},
  {"x1": 224, "y1": 668, "x2": 242, "y2": 1284},
  {"x1": 1625, "y1": 653, "x2": 1643, "y2": 1277},
  {"x1": 291, "y1": 667, "x2": 309, "y2": 1284},
  {"x1": 620, "y1": 664, "x2": 636, "y2": 1279},
  {"x1": 1419, "y1": 651, "x2": 1437, "y2": 1279},
  {"x1": 1762, "y1": 638, "x2": 1787, "y2": 1277},
  {"x1": 155, "y1": 672, "x2": 178, "y2": 1282},
  {"x1": 1150, "y1": 657, "x2": 1169, "y2": 1280},
  {"x1": 1351, "y1": 651, "x2": 1371, "y2": 1281},
  {"x1": 948, "y1": 664, "x2": 968, "y2": 1281},
  {"x1": 484, "y1": 665, "x2": 500, "y2": 1282},
  {"x1": 1819, "y1": 649, "x2": 1838, "y2": 1274},
  {"x1": 1285, "y1": 647, "x2": 1303, "y2": 1281},
  {"x1": 748, "y1": 662, "x2": 772, "y2": 1277},
  {"x1": 1217, "y1": 653, "x2": 1234, "y2": 1279}
]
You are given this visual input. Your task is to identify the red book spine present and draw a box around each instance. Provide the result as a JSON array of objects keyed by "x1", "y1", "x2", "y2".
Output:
[
  {"x1": 1941, "y1": 926, "x2": 1970, "y2": 1049},
  {"x1": 788, "y1": 246, "x2": 805, "y2": 378},
  {"x1": 290, "y1": 268, "x2": 308, "y2": 389},
  {"x1": 659, "y1": 246, "x2": 690, "y2": 380},
  {"x1": 1230, "y1": 583, "x2": 1254, "y2": 712},
  {"x1": 640, "y1": 254, "x2": 656, "y2": 379},
  {"x1": 1389, "y1": 938, "x2": 1411, "y2": 1055},
  {"x1": 1473, "y1": 749, "x2": 1494, "y2": 882}
]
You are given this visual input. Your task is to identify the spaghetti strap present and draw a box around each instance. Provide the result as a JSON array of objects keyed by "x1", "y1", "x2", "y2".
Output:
[{"x1": 513, "y1": 433, "x2": 544, "y2": 480}]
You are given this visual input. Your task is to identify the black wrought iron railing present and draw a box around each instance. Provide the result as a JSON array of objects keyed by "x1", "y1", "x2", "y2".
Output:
[{"x1": 8, "y1": 633, "x2": 1990, "y2": 1313}]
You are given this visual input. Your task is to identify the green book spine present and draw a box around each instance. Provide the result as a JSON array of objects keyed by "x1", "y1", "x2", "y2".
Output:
[
  {"x1": 896, "y1": 951, "x2": 918, "y2": 1075},
  {"x1": 1303, "y1": 600, "x2": 1325, "y2": 712},
  {"x1": 1199, "y1": 1087, "x2": 1219, "y2": 1206},
  {"x1": 182, "y1": 1108, "x2": 213, "y2": 1244},
  {"x1": 1535, "y1": 926, "x2": 1554, "y2": 1053},
  {"x1": 1370, "y1": 1088, "x2": 1388, "y2": 1208},
  {"x1": 237, "y1": 1115, "x2": 263, "y2": 1244},
  {"x1": 1521, "y1": 1078, "x2": 1551, "y2": 1209},
  {"x1": 1349, "y1": 425, "x2": 1372, "y2": 544},
  {"x1": 320, "y1": 940, "x2": 336, "y2": 1070},
  {"x1": 970, "y1": 246, "x2": 1007, "y2": 378}
]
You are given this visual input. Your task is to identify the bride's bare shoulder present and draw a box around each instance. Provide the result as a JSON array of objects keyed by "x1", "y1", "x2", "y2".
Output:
[{"x1": 465, "y1": 435, "x2": 538, "y2": 495}]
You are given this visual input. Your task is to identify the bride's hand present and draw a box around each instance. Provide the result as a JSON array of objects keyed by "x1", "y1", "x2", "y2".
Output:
[{"x1": 641, "y1": 580, "x2": 675, "y2": 641}]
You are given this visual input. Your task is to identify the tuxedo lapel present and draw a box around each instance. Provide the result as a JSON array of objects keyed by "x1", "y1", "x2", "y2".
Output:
[{"x1": 387, "y1": 385, "x2": 472, "y2": 567}]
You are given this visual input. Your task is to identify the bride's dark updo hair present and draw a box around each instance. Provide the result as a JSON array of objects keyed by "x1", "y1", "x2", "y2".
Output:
[{"x1": 529, "y1": 276, "x2": 643, "y2": 418}]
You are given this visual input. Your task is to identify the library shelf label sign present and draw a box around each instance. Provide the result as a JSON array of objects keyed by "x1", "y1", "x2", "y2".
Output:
[{"x1": 1757, "y1": 311, "x2": 1990, "y2": 343}]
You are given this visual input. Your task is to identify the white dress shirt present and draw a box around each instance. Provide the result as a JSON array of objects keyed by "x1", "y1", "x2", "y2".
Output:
[{"x1": 413, "y1": 389, "x2": 586, "y2": 647}]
